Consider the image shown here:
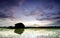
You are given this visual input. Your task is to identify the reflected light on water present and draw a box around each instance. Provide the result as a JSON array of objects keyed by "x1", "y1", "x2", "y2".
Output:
[{"x1": 0, "y1": 28, "x2": 60, "y2": 38}]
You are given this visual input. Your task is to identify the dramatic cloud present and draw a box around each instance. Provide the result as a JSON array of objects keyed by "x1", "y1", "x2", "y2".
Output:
[
  {"x1": 26, "y1": 0, "x2": 60, "y2": 20},
  {"x1": 0, "y1": 0, "x2": 20, "y2": 8},
  {"x1": 0, "y1": 0, "x2": 60, "y2": 27},
  {"x1": 0, "y1": 0, "x2": 25, "y2": 18}
]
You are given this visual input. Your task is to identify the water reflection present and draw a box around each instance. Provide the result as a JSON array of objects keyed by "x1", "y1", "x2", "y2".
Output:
[
  {"x1": 0, "y1": 28, "x2": 60, "y2": 38},
  {"x1": 14, "y1": 28, "x2": 24, "y2": 34}
]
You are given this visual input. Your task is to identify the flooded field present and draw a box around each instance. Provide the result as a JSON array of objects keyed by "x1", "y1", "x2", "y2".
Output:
[{"x1": 0, "y1": 28, "x2": 60, "y2": 38}]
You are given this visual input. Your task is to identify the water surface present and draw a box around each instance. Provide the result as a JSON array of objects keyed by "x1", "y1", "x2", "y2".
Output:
[{"x1": 0, "y1": 28, "x2": 60, "y2": 38}]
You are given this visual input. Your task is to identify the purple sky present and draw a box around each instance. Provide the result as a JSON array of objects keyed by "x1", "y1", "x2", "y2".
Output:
[{"x1": 0, "y1": 0, "x2": 60, "y2": 27}]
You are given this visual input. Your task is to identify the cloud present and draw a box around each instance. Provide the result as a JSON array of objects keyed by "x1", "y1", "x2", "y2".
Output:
[
  {"x1": 48, "y1": 20, "x2": 60, "y2": 26},
  {"x1": 36, "y1": 11, "x2": 60, "y2": 20},
  {"x1": 0, "y1": 0, "x2": 25, "y2": 18},
  {"x1": 21, "y1": 0, "x2": 60, "y2": 20},
  {"x1": 0, "y1": 0, "x2": 19, "y2": 8},
  {"x1": 0, "y1": 12, "x2": 8, "y2": 18}
]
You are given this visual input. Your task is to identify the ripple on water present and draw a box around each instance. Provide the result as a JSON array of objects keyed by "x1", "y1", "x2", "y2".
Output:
[{"x1": 0, "y1": 28, "x2": 60, "y2": 38}]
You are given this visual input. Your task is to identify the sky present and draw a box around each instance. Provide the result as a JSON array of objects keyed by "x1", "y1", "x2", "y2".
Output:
[{"x1": 0, "y1": 0, "x2": 60, "y2": 27}]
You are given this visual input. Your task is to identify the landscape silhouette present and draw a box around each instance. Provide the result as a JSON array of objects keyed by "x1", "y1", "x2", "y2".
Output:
[
  {"x1": 9, "y1": 23, "x2": 25, "y2": 34},
  {"x1": 14, "y1": 23, "x2": 25, "y2": 34}
]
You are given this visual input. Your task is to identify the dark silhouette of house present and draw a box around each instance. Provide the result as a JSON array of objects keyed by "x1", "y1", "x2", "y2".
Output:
[{"x1": 15, "y1": 23, "x2": 25, "y2": 28}]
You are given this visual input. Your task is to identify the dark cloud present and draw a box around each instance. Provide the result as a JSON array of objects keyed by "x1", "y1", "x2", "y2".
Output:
[
  {"x1": 0, "y1": 0, "x2": 60, "y2": 19},
  {"x1": 0, "y1": 12, "x2": 8, "y2": 18},
  {"x1": 26, "y1": 0, "x2": 60, "y2": 3},
  {"x1": 48, "y1": 20, "x2": 60, "y2": 26},
  {"x1": 0, "y1": 0, "x2": 20, "y2": 8},
  {"x1": 0, "y1": 0, "x2": 24, "y2": 18},
  {"x1": 36, "y1": 11, "x2": 60, "y2": 20}
]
